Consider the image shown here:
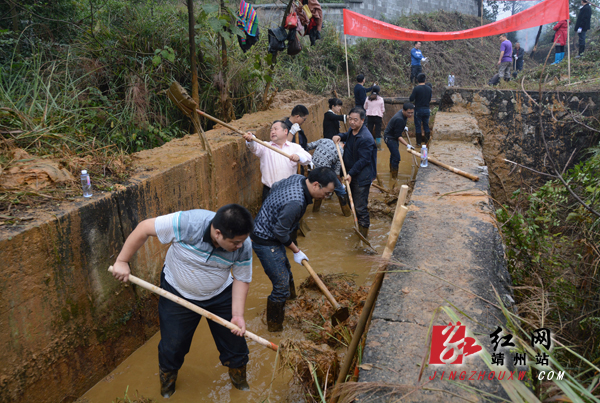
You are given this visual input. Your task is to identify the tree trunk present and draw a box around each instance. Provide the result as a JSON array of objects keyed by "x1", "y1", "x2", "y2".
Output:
[{"x1": 187, "y1": 0, "x2": 199, "y2": 104}]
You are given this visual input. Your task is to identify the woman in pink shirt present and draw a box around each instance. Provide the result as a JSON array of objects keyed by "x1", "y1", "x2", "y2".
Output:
[{"x1": 364, "y1": 85, "x2": 385, "y2": 150}]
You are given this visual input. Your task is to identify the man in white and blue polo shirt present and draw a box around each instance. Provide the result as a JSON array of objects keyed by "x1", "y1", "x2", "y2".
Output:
[{"x1": 111, "y1": 204, "x2": 254, "y2": 396}]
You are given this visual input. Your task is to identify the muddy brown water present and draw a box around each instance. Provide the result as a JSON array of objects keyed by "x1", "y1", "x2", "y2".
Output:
[{"x1": 80, "y1": 146, "x2": 416, "y2": 403}]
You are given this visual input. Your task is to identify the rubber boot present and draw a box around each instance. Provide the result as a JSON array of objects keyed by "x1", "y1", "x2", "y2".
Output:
[
  {"x1": 159, "y1": 367, "x2": 178, "y2": 398},
  {"x1": 229, "y1": 365, "x2": 250, "y2": 391},
  {"x1": 376, "y1": 138, "x2": 382, "y2": 151},
  {"x1": 288, "y1": 276, "x2": 297, "y2": 300},
  {"x1": 390, "y1": 170, "x2": 398, "y2": 179},
  {"x1": 559, "y1": 52, "x2": 565, "y2": 62},
  {"x1": 338, "y1": 193, "x2": 352, "y2": 217},
  {"x1": 551, "y1": 52, "x2": 560, "y2": 65},
  {"x1": 266, "y1": 300, "x2": 285, "y2": 332},
  {"x1": 358, "y1": 225, "x2": 369, "y2": 239},
  {"x1": 312, "y1": 199, "x2": 322, "y2": 212}
]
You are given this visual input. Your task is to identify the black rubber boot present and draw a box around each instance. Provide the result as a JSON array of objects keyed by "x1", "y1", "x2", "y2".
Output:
[
  {"x1": 229, "y1": 365, "x2": 250, "y2": 391},
  {"x1": 338, "y1": 194, "x2": 352, "y2": 217},
  {"x1": 358, "y1": 225, "x2": 369, "y2": 239},
  {"x1": 313, "y1": 199, "x2": 322, "y2": 212},
  {"x1": 390, "y1": 170, "x2": 398, "y2": 179},
  {"x1": 266, "y1": 300, "x2": 285, "y2": 332},
  {"x1": 159, "y1": 367, "x2": 178, "y2": 398},
  {"x1": 288, "y1": 276, "x2": 297, "y2": 300}
]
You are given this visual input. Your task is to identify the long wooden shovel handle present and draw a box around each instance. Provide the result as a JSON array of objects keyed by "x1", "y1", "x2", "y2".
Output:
[
  {"x1": 301, "y1": 260, "x2": 341, "y2": 310},
  {"x1": 334, "y1": 143, "x2": 359, "y2": 226},
  {"x1": 407, "y1": 148, "x2": 479, "y2": 182},
  {"x1": 194, "y1": 108, "x2": 293, "y2": 160},
  {"x1": 108, "y1": 266, "x2": 278, "y2": 352}
]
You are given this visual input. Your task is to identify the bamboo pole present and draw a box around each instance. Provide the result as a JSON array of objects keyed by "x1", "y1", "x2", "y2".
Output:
[
  {"x1": 567, "y1": 19, "x2": 571, "y2": 85},
  {"x1": 345, "y1": 35, "x2": 351, "y2": 98},
  {"x1": 330, "y1": 185, "x2": 410, "y2": 403},
  {"x1": 408, "y1": 148, "x2": 479, "y2": 181},
  {"x1": 108, "y1": 267, "x2": 278, "y2": 352}
]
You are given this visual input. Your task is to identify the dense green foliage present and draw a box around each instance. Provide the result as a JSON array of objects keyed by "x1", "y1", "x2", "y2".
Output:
[{"x1": 497, "y1": 144, "x2": 600, "y2": 390}]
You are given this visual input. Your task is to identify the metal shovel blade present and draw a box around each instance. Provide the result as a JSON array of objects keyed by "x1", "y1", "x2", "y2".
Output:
[{"x1": 332, "y1": 306, "x2": 350, "y2": 326}]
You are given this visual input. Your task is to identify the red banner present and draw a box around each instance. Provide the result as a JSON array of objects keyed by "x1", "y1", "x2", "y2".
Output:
[{"x1": 343, "y1": 0, "x2": 569, "y2": 41}]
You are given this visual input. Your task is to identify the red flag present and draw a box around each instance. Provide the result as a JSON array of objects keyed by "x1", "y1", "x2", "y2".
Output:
[{"x1": 343, "y1": 0, "x2": 569, "y2": 40}]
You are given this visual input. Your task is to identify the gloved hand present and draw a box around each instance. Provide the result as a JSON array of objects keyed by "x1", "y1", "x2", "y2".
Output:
[
  {"x1": 309, "y1": 162, "x2": 315, "y2": 170},
  {"x1": 404, "y1": 126, "x2": 409, "y2": 132},
  {"x1": 290, "y1": 123, "x2": 301, "y2": 135},
  {"x1": 407, "y1": 144, "x2": 414, "y2": 151},
  {"x1": 298, "y1": 153, "x2": 309, "y2": 164},
  {"x1": 293, "y1": 250, "x2": 308, "y2": 265},
  {"x1": 577, "y1": 27, "x2": 582, "y2": 33},
  {"x1": 422, "y1": 57, "x2": 427, "y2": 62}
]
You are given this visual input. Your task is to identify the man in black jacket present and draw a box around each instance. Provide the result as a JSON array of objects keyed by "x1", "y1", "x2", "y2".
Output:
[
  {"x1": 383, "y1": 103, "x2": 414, "y2": 179},
  {"x1": 332, "y1": 107, "x2": 378, "y2": 238},
  {"x1": 252, "y1": 168, "x2": 337, "y2": 332},
  {"x1": 575, "y1": 0, "x2": 593, "y2": 57},
  {"x1": 409, "y1": 74, "x2": 432, "y2": 147},
  {"x1": 283, "y1": 105, "x2": 310, "y2": 150}
]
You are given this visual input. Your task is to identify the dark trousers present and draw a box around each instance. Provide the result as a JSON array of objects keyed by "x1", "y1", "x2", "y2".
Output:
[
  {"x1": 262, "y1": 185, "x2": 271, "y2": 204},
  {"x1": 384, "y1": 137, "x2": 401, "y2": 172},
  {"x1": 252, "y1": 243, "x2": 293, "y2": 303},
  {"x1": 158, "y1": 272, "x2": 249, "y2": 372},
  {"x1": 555, "y1": 45, "x2": 565, "y2": 53},
  {"x1": 366, "y1": 116, "x2": 382, "y2": 139},
  {"x1": 414, "y1": 108, "x2": 431, "y2": 145},
  {"x1": 579, "y1": 31, "x2": 586, "y2": 54},
  {"x1": 350, "y1": 180, "x2": 371, "y2": 228},
  {"x1": 410, "y1": 65, "x2": 422, "y2": 83}
]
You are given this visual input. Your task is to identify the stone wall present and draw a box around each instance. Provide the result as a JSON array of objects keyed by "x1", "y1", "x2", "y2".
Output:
[
  {"x1": 0, "y1": 97, "x2": 329, "y2": 403},
  {"x1": 439, "y1": 88, "x2": 600, "y2": 203}
]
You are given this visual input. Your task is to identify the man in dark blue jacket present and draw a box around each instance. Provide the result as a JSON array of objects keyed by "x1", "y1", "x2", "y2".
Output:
[
  {"x1": 333, "y1": 107, "x2": 377, "y2": 238},
  {"x1": 575, "y1": 0, "x2": 594, "y2": 57}
]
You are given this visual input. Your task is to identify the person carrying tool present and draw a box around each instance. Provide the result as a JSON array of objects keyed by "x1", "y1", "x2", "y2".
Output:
[
  {"x1": 383, "y1": 103, "x2": 414, "y2": 179},
  {"x1": 252, "y1": 167, "x2": 337, "y2": 332},
  {"x1": 409, "y1": 74, "x2": 432, "y2": 147},
  {"x1": 243, "y1": 121, "x2": 312, "y2": 202},
  {"x1": 110, "y1": 204, "x2": 255, "y2": 396},
  {"x1": 410, "y1": 41, "x2": 427, "y2": 84},
  {"x1": 283, "y1": 104, "x2": 310, "y2": 150},
  {"x1": 332, "y1": 107, "x2": 377, "y2": 238},
  {"x1": 306, "y1": 138, "x2": 351, "y2": 216}
]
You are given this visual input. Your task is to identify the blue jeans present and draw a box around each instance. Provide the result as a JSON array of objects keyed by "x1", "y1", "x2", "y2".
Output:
[
  {"x1": 384, "y1": 137, "x2": 401, "y2": 172},
  {"x1": 158, "y1": 271, "x2": 249, "y2": 372},
  {"x1": 351, "y1": 180, "x2": 371, "y2": 228},
  {"x1": 252, "y1": 243, "x2": 293, "y2": 303},
  {"x1": 414, "y1": 108, "x2": 431, "y2": 144},
  {"x1": 334, "y1": 176, "x2": 346, "y2": 197},
  {"x1": 579, "y1": 31, "x2": 586, "y2": 54}
]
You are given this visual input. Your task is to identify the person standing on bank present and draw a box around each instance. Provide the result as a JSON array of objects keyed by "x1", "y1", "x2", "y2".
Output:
[
  {"x1": 306, "y1": 138, "x2": 351, "y2": 216},
  {"x1": 410, "y1": 41, "x2": 427, "y2": 84},
  {"x1": 332, "y1": 108, "x2": 378, "y2": 238},
  {"x1": 323, "y1": 98, "x2": 347, "y2": 140},
  {"x1": 409, "y1": 74, "x2": 432, "y2": 147},
  {"x1": 497, "y1": 34, "x2": 513, "y2": 82},
  {"x1": 512, "y1": 42, "x2": 525, "y2": 74},
  {"x1": 383, "y1": 103, "x2": 414, "y2": 179},
  {"x1": 110, "y1": 204, "x2": 255, "y2": 396},
  {"x1": 364, "y1": 85, "x2": 385, "y2": 151},
  {"x1": 283, "y1": 105, "x2": 310, "y2": 150},
  {"x1": 243, "y1": 121, "x2": 312, "y2": 203},
  {"x1": 575, "y1": 0, "x2": 593, "y2": 58},
  {"x1": 354, "y1": 74, "x2": 378, "y2": 108},
  {"x1": 252, "y1": 167, "x2": 337, "y2": 332},
  {"x1": 551, "y1": 20, "x2": 568, "y2": 64}
]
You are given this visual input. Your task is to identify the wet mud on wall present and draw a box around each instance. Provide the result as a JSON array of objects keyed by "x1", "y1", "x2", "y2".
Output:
[
  {"x1": 439, "y1": 88, "x2": 600, "y2": 204},
  {"x1": 0, "y1": 98, "x2": 330, "y2": 403}
]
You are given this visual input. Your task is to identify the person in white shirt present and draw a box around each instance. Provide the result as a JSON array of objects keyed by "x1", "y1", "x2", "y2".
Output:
[
  {"x1": 243, "y1": 120, "x2": 312, "y2": 202},
  {"x1": 110, "y1": 204, "x2": 255, "y2": 396}
]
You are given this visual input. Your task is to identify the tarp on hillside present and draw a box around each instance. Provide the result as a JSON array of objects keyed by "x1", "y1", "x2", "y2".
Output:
[{"x1": 343, "y1": 0, "x2": 569, "y2": 41}]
